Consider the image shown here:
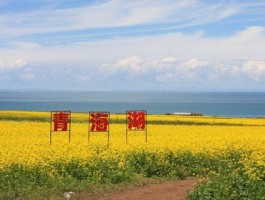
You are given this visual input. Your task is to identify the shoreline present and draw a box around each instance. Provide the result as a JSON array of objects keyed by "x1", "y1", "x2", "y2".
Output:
[
  {"x1": 0, "y1": 110, "x2": 264, "y2": 119},
  {"x1": 0, "y1": 110, "x2": 264, "y2": 127}
]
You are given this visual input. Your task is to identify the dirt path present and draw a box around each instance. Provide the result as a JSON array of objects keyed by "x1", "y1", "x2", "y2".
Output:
[{"x1": 83, "y1": 179, "x2": 197, "y2": 200}]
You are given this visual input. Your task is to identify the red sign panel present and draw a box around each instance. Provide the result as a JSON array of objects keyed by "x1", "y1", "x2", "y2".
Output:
[
  {"x1": 127, "y1": 110, "x2": 146, "y2": 130},
  {"x1": 52, "y1": 111, "x2": 71, "y2": 131},
  {"x1": 89, "y1": 112, "x2": 110, "y2": 132},
  {"x1": 50, "y1": 111, "x2": 71, "y2": 144}
]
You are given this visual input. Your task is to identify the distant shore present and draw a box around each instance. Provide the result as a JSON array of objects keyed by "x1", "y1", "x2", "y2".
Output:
[{"x1": 1, "y1": 110, "x2": 264, "y2": 126}]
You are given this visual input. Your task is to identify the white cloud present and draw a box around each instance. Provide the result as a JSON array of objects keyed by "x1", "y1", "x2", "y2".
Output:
[
  {"x1": 0, "y1": 0, "x2": 194, "y2": 37},
  {"x1": 11, "y1": 42, "x2": 40, "y2": 49},
  {"x1": 100, "y1": 56, "x2": 156, "y2": 75},
  {"x1": 0, "y1": 58, "x2": 27, "y2": 71},
  {"x1": 0, "y1": 26, "x2": 265, "y2": 90},
  {"x1": 76, "y1": 75, "x2": 90, "y2": 82},
  {"x1": 99, "y1": 64, "x2": 112, "y2": 74},
  {"x1": 1, "y1": 26, "x2": 264, "y2": 65},
  {"x1": 208, "y1": 74, "x2": 218, "y2": 82},
  {"x1": 100, "y1": 56, "x2": 177, "y2": 75},
  {"x1": 233, "y1": 26, "x2": 265, "y2": 42},
  {"x1": 231, "y1": 65, "x2": 241, "y2": 76},
  {"x1": 88, "y1": 26, "x2": 264, "y2": 62},
  {"x1": 156, "y1": 73, "x2": 174, "y2": 83},
  {"x1": 0, "y1": 0, "x2": 243, "y2": 38},
  {"x1": 20, "y1": 72, "x2": 36, "y2": 80},
  {"x1": 157, "y1": 59, "x2": 265, "y2": 84},
  {"x1": 115, "y1": 56, "x2": 144, "y2": 72},
  {"x1": 1, "y1": 1, "x2": 265, "y2": 91},
  {"x1": 242, "y1": 60, "x2": 265, "y2": 80},
  {"x1": 181, "y1": 58, "x2": 208, "y2": 69},
  {"x1": 162, "y1": 57, "x2": 176, "y2": 64}
]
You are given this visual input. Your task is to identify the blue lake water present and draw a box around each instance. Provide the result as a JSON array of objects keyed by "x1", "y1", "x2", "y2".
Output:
[{"x1": 0, "y1": 91, "x2": 265, "y2": 117}]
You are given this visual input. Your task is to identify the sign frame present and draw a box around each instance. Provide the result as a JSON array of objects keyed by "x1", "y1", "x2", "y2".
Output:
[
  {"x1": 88, "y1": 111, "x2": 110, "y2": 145},
  {"x1": 50, "y1": 111, "x2": 71, "y2": 144},
  {"x1": 126, "y1": 110, "x2": 147, "y2": 143}
]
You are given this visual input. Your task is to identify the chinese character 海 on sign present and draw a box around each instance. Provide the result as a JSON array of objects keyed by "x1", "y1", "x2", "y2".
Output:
[
  {"x1": 52, "y1": 111, "x2": 71, "y2": 131},
  {"x1": 127, "y1": 110, "x2": 146, "y2": 130},
  {"x1": 89, "y1": 112, "x2": 109, "y2": 132},
  {"x1": 88, "y1": 112, "x2": 110, "y2": 145}
]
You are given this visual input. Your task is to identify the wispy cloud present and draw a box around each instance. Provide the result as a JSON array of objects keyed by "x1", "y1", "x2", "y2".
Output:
[
  {"x1": 0, "y1": 0, "x2": 245, "y2": 39},
  {"x1": 1, "y1": 0, "x2": 265, "y2": 91},
  {"x1": 1, "y1": 26, "x2": 265, "y2": 67}
]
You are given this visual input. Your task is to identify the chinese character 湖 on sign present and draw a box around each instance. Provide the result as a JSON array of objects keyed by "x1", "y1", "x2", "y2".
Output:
[
  {"x1": 53, "y1": 111, "x2": 71, "y2": 131},
  {"x1": 89, "y1": 112, "x2": 109, "y2": 132},
  {"x1": 126, "y1": 110, "x2": 147, "y2": 143},
  {"x1": 127, "y1": 111, "x2": 146, "y2": 130}
]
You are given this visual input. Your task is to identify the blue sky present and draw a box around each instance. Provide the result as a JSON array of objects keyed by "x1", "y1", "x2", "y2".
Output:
[{"x1": 0, "y1": 0, "x2": 265, "y2": 91}]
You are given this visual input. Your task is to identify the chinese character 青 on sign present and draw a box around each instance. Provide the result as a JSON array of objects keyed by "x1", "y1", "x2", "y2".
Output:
[
  {"x1": 50, "y1": 111, "x2": 71, "y2": 144},
  {"x1": 52, "y1": 111, "x2": 71, "y2": 131}
]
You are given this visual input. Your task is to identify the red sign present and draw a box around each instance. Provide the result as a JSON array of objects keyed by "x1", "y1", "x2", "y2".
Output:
[
  {"x1": 89, "y1": 112, "x2": 109, "y2": 132},
  {"x1": 52, "y1": 111, "x2": 71, "y2": 131},
  {"x1": 50, "y1": 111, "x2": 71, "y2": 144},
  {"x1": 127, "y1": 110, "x2": 146, "y2": 130}
]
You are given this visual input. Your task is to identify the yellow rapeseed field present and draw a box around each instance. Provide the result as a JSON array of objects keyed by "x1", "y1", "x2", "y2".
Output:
[
  {"x1": 0, "y1": 117, "x2": 265, "y2": 172},
  {"x1": 0, "y1": 111, "x2": 265, "y2": 199}
]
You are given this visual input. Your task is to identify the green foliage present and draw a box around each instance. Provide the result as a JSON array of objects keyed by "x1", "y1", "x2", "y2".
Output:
[
  {"x1": 1, "y1": 149, "x2": 264, "y2": 199},
  {"x1": 187, "y1": 173, "x2": 265, "y2": 200},
  {"x1": 187, "y1": 152, "x2": 265, "y2": 200}
]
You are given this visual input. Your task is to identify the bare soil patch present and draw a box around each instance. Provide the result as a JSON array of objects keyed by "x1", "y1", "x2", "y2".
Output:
[{"x1": 81, "y1": 178, "x2": 197, "y2": 200}]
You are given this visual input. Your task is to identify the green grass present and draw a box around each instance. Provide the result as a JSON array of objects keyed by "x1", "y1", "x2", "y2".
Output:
[{"x1": 1, "y1": 148, "x2": 264, "y2": 199}]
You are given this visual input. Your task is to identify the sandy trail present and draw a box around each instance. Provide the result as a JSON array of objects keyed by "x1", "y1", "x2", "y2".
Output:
[{"x1": 82, "y1": 178, "x2": 197, "y2": 200}]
